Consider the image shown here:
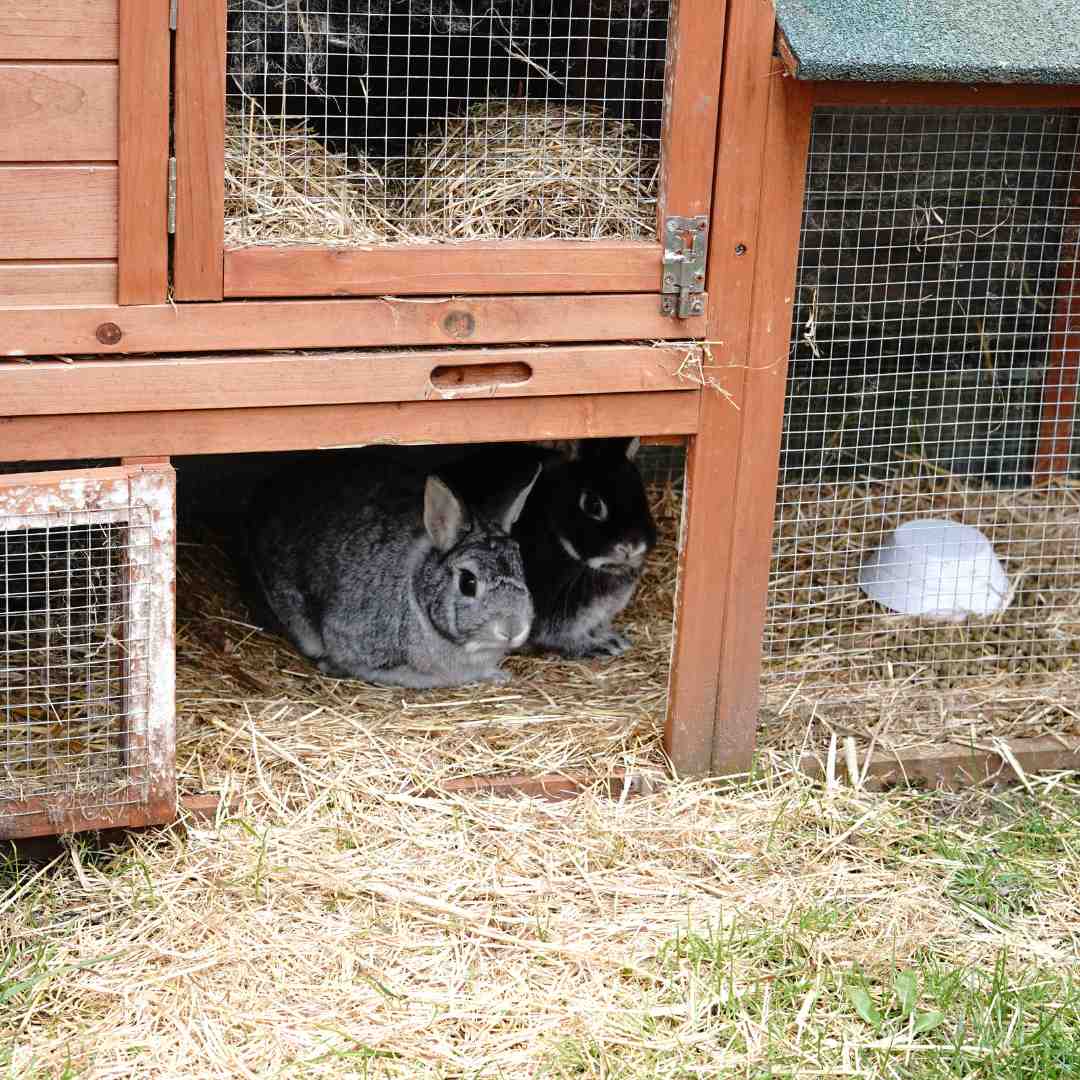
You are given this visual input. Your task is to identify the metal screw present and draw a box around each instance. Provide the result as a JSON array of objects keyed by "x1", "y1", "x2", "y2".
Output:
[
  {"x1": 735, "y1": 243, "x2": 748, "y2": 256},
  {"x1": 691, "y1": 301, "x2": 704, "y2": 314},
  {"x1": 95, "y1": 322, "x2": 123, "y2": 345}
]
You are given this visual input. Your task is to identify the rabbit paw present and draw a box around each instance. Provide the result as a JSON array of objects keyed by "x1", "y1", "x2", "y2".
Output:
[
  {"x1": 485, "y1": 668, "x2": 513, "y2": 685},
  {"x1": 583, "y1": 629, "x2": 632, "y2": 658}
]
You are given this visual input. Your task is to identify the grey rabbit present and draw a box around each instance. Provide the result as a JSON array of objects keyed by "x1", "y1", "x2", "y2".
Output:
[
  {"x1": 440, "y1": 437, "x2": 657, "y2": 660},
  {"x1": 248, "y1": 459, "x2": 540, "y2": 688}
]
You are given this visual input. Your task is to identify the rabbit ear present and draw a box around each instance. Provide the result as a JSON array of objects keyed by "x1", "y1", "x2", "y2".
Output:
[
  {"x1": 493, "y1": 463, "x2": 542, "y2": 533},
  {"x1": 582, "y1": 437, "x2": 640, "y2": 462},
  {"x1": 424, "y1": 475, "x2": 470, "y2": 552}
]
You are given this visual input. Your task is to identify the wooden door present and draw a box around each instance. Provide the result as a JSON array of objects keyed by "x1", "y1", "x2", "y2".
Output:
[{"x1": 174, "y1": 0, "x2": 725, "y2": 324}]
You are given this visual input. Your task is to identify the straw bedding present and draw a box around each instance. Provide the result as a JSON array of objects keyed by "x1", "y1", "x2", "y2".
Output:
[
  {"x1": 762, "y1": 474, "x2": 1080, "y2": 755},
  {"x1": 224, "y1": 103, "x2": 658, "y2": 247}
]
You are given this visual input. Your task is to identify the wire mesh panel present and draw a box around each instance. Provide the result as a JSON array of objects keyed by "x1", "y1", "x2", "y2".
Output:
[
  {"x1": 765, "y1": 107, "x2": 1080, "y2": 750},
  {"x1": 224, "y1": 0, "x2": 669, "y2": 246},
  {"x1": 0, "y1": 466, "x2": 176, "y2": 839}
]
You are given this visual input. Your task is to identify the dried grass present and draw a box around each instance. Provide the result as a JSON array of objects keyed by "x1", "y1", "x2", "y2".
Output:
[
  {"x1": 762, "y1": 474, "x2": 1080, "y2": 755},
  {"x1": 4, "y1": 484, "x2": 1080, "y2": 1077},
  {"x1": 223, "y1": 102, "x2": 658, "y2": 248}
]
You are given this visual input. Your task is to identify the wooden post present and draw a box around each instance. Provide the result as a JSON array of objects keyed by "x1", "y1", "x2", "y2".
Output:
[
  {"x1": 1032, "y1": 148, "x2": 1080, "y2": 482},
  {"x1": 117, "y1": 0, "x2": 171, "y2": 304},
  {"x1": 174, "y1": 0, "x2": 226, "y2": 300},
  {"x1": 666, "y1": 0, "x2": 810, "y2": 776}
]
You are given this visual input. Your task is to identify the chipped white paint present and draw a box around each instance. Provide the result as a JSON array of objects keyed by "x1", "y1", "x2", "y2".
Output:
[{"x1": 0, "y1": 464, "x2": 177, "y2": 839}]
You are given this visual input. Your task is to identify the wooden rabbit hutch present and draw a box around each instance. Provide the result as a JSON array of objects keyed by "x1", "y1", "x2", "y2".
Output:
[
  {"x1": 2, "y1": 0, "x2": 1079, "y2": 839},
  {"x1": 758, "y1": 0, "x2": 1080, "y2": 786}
]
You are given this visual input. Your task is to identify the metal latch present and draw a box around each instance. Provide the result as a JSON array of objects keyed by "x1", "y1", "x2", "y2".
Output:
[
  {"x1": 167, "y1": 157, "x2": 177, "y2": 235},
  {"x1": 661, "y1": 215, "x2": 708, "y2": 319}
]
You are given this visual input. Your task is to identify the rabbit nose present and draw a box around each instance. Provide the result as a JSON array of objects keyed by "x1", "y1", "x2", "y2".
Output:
[
  {"x1": 616, "y1": 541, "x2": 648, "y2": 561},
  {"x1": 491, "y1": 616, "x2": 531, "y2": 647}
]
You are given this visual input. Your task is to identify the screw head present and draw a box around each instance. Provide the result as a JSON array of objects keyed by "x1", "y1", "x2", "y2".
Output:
[
  {"x1": 735, "y1": 243, "x2": 748, "y2": 256},
  {"x1": 95, "y1": 322, "x2": 122, "y2": 345}
]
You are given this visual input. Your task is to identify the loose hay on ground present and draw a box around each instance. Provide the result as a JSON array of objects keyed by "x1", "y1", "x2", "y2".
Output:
[{"x1": 224, "y1": 102, "x2": 658, "y2": 247}]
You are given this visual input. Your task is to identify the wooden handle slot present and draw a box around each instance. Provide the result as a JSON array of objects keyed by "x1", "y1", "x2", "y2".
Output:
[{"x1": 430, "y1": 361, "x2": 533, "y2": 392}]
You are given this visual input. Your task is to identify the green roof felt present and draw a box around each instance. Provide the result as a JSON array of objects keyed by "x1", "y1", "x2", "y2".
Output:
[{"x1": 774, "y1": 0, "x2": 1080, "y2": 84}]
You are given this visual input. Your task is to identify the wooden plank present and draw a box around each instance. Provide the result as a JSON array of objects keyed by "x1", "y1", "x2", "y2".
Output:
[
  {"x1": 0, "y1": 165, "x2": 116, "y2": 259},
  {"x1": 0, "y1": 63, "x2": 117, "y2": 161},
  {"x1": 0, "y1": 261, "x2": 116, "y2": 306},
  {"x1": 117, "y1": 0, "x2": 170, "y2": 304},
  {"x1": 658, "y1": 0, "x2": 727, "y2": 224},
  {"x1": 0, "y1": 293, "x2": 707, "y2": 357},
  {"x1": 799, "y1": 736, "x2": 1080, "y2": 792},
  {"x1": 174, "y1": 0, "x2": 226, "y2": 300},
  {"x1": 224, "y1": 241, "x2": 663, "y2": 298},
  {"x1": 709, "y1": 70, "x2": 812, "y2": 777},
  {"x1": 420, "y1": 769, "x2": 659, "y2": 802},
  {"x1": 1, "y1": 345, "x2": 694, "y2": 416},
  {"x1": 665, "y1": 0, "x2": 776, "y2": 777},
  {"x1": 180, "y1": 793, "x2": 243, "y2": 822},
  {"x1": 813, "y1": 83, "x2": 1080, "y2": 109},
  {"x1": 1032, "y1": 150, "x2": 1080, "y2": 481},
  {"x1": 0, "y1": 1, "x2": 118, "y2": 61},
  {"x1": 0, "y1": 391, "x2": 701, "y2": 461}
]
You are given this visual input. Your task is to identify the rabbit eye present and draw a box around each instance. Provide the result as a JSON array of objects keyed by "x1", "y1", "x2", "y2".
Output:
[
  {"x1": 458, "y1": 568, "x2": 479, "y2": 598},
  {"x1": 579, "y1": 491, "x2": 609, "y2": 523}
]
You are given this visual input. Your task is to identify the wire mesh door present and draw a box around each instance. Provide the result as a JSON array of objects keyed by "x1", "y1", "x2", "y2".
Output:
[
  {"x1": 0, "y1": 465, "x2": 176, "y2": 839},
  {"x1": 764, "y1": 106, "x2": 1080, "y2": 755},
  {"x1": 183, "y1": 0, "x2": 722, "y2": 299}
]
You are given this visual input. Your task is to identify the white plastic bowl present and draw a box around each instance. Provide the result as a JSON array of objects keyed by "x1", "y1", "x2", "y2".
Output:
[{"x1": 858, "y1": 519, "x2": 1010, "y2": 620}]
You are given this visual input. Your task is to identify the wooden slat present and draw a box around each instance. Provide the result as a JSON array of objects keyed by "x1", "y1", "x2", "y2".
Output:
[
  {"x1": 709, "y1": 70, "x2": 813, "y2": 777},
  {"x1": 0, "y1": 63, "x2": 117, "y2": 161},
  {"x1": 0, "y1": 293, "x2": 707, "y2": 357},
  {"x1": 799, "y1": 736, "x2": 1080, "y2": 792},
  {"x1": 1032, "y1": 149, "x2": 1080, "y2": 481},
  {"x1": 0, "y1": 391, "x2": 701, "y2": 462},
  {"x1": 813, "y1": 82, "x2": 1080, "y2": 109},
  {"x1": 665, "y1": 0, "x2": 776, "y2": 778},
  {"x1": 0, "y1": 1, "x2": 118, "y2": 61},
  {"x1": 0, "y1": 262, "x2": 116, "y2": 307},
  {"x1": 174, "y1": 0, "x2": 226, "y2": 300},
  {"x1": 0, "y1": 165, "x2": 116, "y2": 259},
  {"x1": 1, "y1": 345, "x2": 693, "y2": 415},
  {"x1": 224, "y1": 241, "x2": 663, "y2": 298},
  {"x1": 658, "y1": 0, "x2": 727, "y2": 223},
  {"x1": 422, "y1": 769, "x2": 658, "y2": 802},
  {"x1": 118, "y1": 0, "x2": 170, "y2": 304}
]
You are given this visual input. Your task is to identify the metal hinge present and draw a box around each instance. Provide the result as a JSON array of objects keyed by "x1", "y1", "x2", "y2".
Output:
[
  {"x1": 169, "y1": 0, "x2": 178, "y2": 31},
  {"x1": 661, "y1": 215, "x2": 708, "y2": 319},
  {"x1": 167, "y1": 157, "x2": 177, "y2": 234}
]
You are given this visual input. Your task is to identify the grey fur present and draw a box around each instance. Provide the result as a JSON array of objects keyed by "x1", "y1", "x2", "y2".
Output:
[{"x1": 249, "y1": 461, "x2": 539, "y2": 688}]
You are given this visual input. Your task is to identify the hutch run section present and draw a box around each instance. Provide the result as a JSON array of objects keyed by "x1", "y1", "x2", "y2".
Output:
[
  {"x1": 762, "y1": 99, "x2": 1080, "y2": 767},
  {"x1": 178, "y1": 0, "x2": 721, "y2": 302},
  {"x1": 0, "y1": 465, "x2": 176, "y2": 840}
]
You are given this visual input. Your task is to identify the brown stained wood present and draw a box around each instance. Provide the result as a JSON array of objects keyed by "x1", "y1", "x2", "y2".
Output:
[
  {"x1": 664, "y1": 0, "x2": 776, "y2": 778},
  {"x1": 1032, "y1": 151, "x2": 1080, "y2": 481},
  {"x1": 813, "y1": 83, "x2": 1080, "y2": 109},
  {"x1": 775, "y1": 29, "x2": 800, "y2": 80},
  {"x1": 709, "y1": 71, "x2": 812, "y2": 777},
  {"x1": 799, "y1": 736, "x2": 1080, "y2": 792},
  {"x1": 0, "y1": 391, "x2": 700, "y2": 461},
  {"x1": 118, "y1": 0, "x2": 170, "y2": 304},
  {"x1": 0, "y1": 293, "x2": 707, "y2": 357},
  {"x1": 0, "y1": 165, "x2": 116, "y2": 260},
  {"x1": 0, "y1": 262, "x2": 116, "y2": 307},
  {"x1": 0, "y1": 63, "x2": 117, "y2": 161},
  {"x1": 224, "y1": 241, "x2": 662, "y2": 298},
  {"x1": 421, "y1": 769, "x2": 659, "y2": 802},
  {"x1": 174, "y1": 0, "x2": 226, "y2": 300},
  {"x1": 1, "y1": 346, "x2": 692, "y2": 415},
  {"x1": 180, "y1": 793, "x2": 243, "y2": 822},
  {"x1": 0, "y1": 1, "x2": 118, "y2": 61},
  {"x1": 658, "y1": 0, "x2": 727, "y2": 224}
]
